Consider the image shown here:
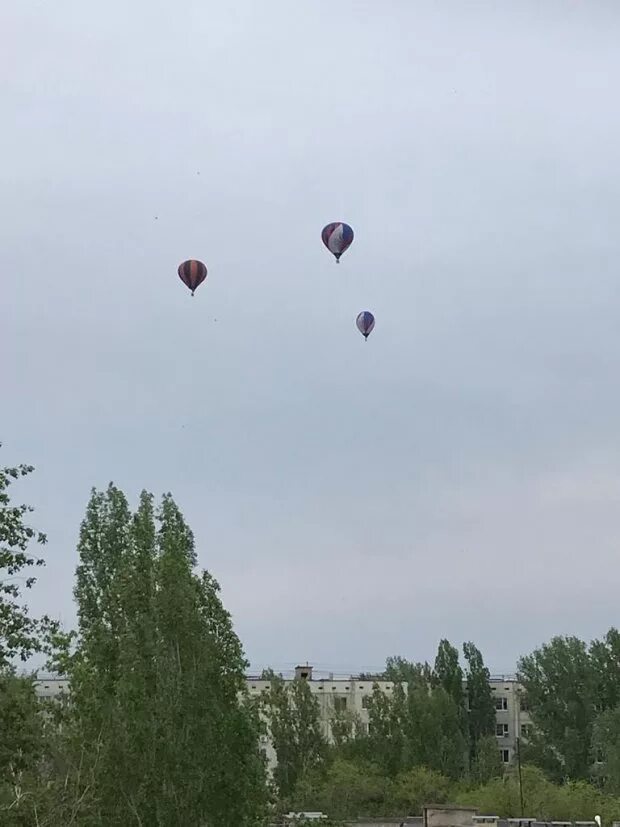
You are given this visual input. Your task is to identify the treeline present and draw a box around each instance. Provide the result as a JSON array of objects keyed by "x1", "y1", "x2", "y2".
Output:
[
  {"x1": 260, "y1": 643, "x2": 499, "y2": 800},
  {"x1": 260, "y1": 632, "x2": 620, "y2": 821},
  {"x1": 3, "y1": 449, "x2": 620, "y2": 824}
]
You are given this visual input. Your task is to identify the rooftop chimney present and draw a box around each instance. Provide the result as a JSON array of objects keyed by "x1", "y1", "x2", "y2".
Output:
[{"x1": 294, "y1": 664, "x2": 313, "y2": 681}]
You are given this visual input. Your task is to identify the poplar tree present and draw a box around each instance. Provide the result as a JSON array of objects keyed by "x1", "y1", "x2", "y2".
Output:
[
  {"x1": 463, "y1": 641, "x2": 496, "y2": 764},
  {"x1": 63, "y1": 484, "x2": 267, "y2": 826},
  {"x1": 261, "y1": 672, "x2": 326, "y2": 800}
]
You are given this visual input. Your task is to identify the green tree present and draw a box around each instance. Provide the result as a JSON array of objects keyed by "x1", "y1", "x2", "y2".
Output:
[
  {"x1": 433, "y1": 639, "x2": 464, "y2": 706},
  {"x1": 385, "y1": 656, "x2": 432, "y2": 690},
  {"x1": 463, "y1": 641, "x2": 496, "y2": 764},
  {"x1": 329, "y1": 696, "x2": 362, "y2": 749},
  {"x1": 591, "y1": 628, "x2": 620, "y2": 712},
  {"x1": 459, "y1": 764, "x2": 620, "y2": 822},
  {"x1": 59, "y1": 485, "x2": 267, "y2": 826},
  {"x1": 366, "y1": 682, "x2": 408, "y2": 776},
  {"x1": 518, "y1": 635, "x2": 596, "y2": 780},
  {"x1": 0, "y1": 672, "x2": 45, "y2": 815},
  {"x1": 0, "y1": 450, "x2": 51, "y2": 666},
  {"x1": 470, "y1": 734, "x2": 504, "y2": 784},
  {"x1": 293, "y1": 758, "x2": 389, "y2": 821},
  {"x1": 262, "y1": 673, "x2": 326, "y2": 801},
  {"x1": 391, "y1": 765, "x2": 451, "y2": 815},
  {"x1": 404, "y1": 684, "x2": 468, "y2": 779},
  {"x1": 592, "y1": 706, "x2": 620, "y2": 794}
]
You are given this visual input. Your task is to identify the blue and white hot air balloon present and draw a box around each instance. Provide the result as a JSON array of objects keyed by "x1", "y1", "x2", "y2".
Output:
[
  {"x1": 356, "y1": 311, "x2": 375, "y2": 340},
  {"x1": 321, "y1": 222, "x2": 354, "y2": 262}
]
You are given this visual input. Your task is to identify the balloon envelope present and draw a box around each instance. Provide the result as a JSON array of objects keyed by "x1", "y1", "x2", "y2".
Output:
[
  {"x1": 178, "y1": 259, "x2": 207, "y2": 295},
  {"x1": 321, "y1": 222, "x2": 354, "y2": 261},
  {"x1": 356, "y1": 311, "x2": 375, "y2": 339}
]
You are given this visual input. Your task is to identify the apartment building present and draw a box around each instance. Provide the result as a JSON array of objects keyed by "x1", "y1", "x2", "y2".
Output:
[
  {"x1": 32, "y1": 666, "x2": 532, "y2": 769},
  {"x1": 488, "y1": 675, "x2": 532, "y2": 765}
]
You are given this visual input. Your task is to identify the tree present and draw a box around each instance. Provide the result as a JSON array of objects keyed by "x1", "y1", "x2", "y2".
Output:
[
  {"x1": 0, "y1": 449, "x2": 51, "y2": 666},
  {"x1": 262, "y1": 673, "x2": 326, "y2": 801},
  {"x1": 518, "y1": 636, "x2": 597, "y2": 780},
  {"x1": 366, "y1": 682, "x2": 408, "y2": 776},
  {"x1": 404, "y1": 685, "x2": 468, "y2": 779},
  {"x1": 58, "y1": 484, "x2": 267, "y2": 826},
  {"x1": 433, "y1": 639, "x2": 465, "y2": 709},
  {"x1": 293, "y1": 758, "x2": 389, "y2": 821},
  {"x1": 592, "y1": 706, "x2": 620, "y2": 794},
  {"x1": 329, "y1": 696, "x2": 362, "y2": 749},
  {"x1": 0, "y1": 671, "x2": 45, "y2": 816},
  {"x1": 470, "y1": 734, "x2": 504, "y2": 784},
  {"x1": 391, "y1": 766, "x2": 451, "y2": 815},
  {"x1": 590, "y1": 628, "x2": 620, "y2": 712},
  {"x1": 463, "y1": 641, "x2": 496, "y2": 764},
  {"x1": 384, "y1": 656, "x2": 432, "y2": 690},
  {"x1": 459, "y1": 764, "x2": 620, "y2": 823}
]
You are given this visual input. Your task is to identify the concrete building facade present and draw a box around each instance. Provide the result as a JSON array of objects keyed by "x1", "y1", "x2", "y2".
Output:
[
  {"x1": 32, "y1": 666, "x2": 532, "y2": 770},
  {"x1": 246, "y1": 664, "x2": 397, "y2": 768},
  {"x1": 488, "y1": 675, "x2": 532, "y2": 766}
]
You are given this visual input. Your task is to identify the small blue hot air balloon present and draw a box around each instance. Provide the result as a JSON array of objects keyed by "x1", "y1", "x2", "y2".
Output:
[
  {"x1": 356, "y1": 311, "x2": 375, "y2": 340},
  {"x1": 321, "y1": 222, "x2": 354, "y2": 262}
]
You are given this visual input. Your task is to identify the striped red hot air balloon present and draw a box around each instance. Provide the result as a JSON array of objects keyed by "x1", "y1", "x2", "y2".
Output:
[
  {"x1": 321, "y1": 222, "x2": 354, "y2": 262},
  {"x1": 178, "y1": 259, "x2": 207, "y2": 296}
]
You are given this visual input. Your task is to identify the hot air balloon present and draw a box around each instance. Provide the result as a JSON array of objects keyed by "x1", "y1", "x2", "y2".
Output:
[
  {"x1": 321, "y1": 222, "x2": 354, "y2": 262},
  {"x1": 356, "y1": 311, "x2": 375, "y2": 340},
  {"x1": 178, "y1": 259, "x2": 207, "y2": 296}
]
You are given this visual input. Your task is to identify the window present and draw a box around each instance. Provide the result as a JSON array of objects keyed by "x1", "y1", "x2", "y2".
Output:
[
  {"x1": 500, "y1": 749, "x2": 510, "y2": 763},
  {"x1": 520, "y1": 695, "x2": 530, "y2": 712},
  {"x1": 521, "y1": 724, "x2": 531, "y2": 738},
  {"x1": 495, "y1": 697, "x2": 508, "y2": 711},
  {"x1": 496, "y1": 723, "x2": 509, "y2": 737},
  {"x1": 360, "y1": 722, "x2": 369, "y2": 735},
  {"x1": 362, "y1": 696, "x2": 371, "y2": 709},
  {"x1": 334, "y1": 697, "x2": 347, "y2": 712}
]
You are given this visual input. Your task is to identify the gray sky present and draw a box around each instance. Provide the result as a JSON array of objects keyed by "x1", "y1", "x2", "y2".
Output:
[{"x1": 3, "y1": 0, "x2": 620, "y2": 676}]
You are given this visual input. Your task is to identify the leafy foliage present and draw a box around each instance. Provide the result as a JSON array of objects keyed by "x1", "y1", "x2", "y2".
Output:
[
  {"x1": 463, "y1": 641, "x2": 496, "y2": 765},
  {"x1": 384, "y1": 655, "x2": 432, "y2": 689},
  {"x1": 261, "y1": 672, "x2": 326, "y2": 801},
  {"x1": 518, "y1": 635, "x2": 597, "y2": 780},
  {"x1": 17, "y1": 484, "x2": 268, "y2": 826},
  {"x1": 433, "y1": 639, "x2": 465, "y2": 708},
  {"x1": 592, "y1": 706, "x2": 620, "y2": 794},
  {"x1": 0, "y1": 449, "x2": 53, "y2": 666}
]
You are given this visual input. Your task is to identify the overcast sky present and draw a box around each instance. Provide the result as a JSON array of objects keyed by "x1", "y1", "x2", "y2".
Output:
[{"x1": 3, "y1": 0, "x2": 620, "y2": 676}]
